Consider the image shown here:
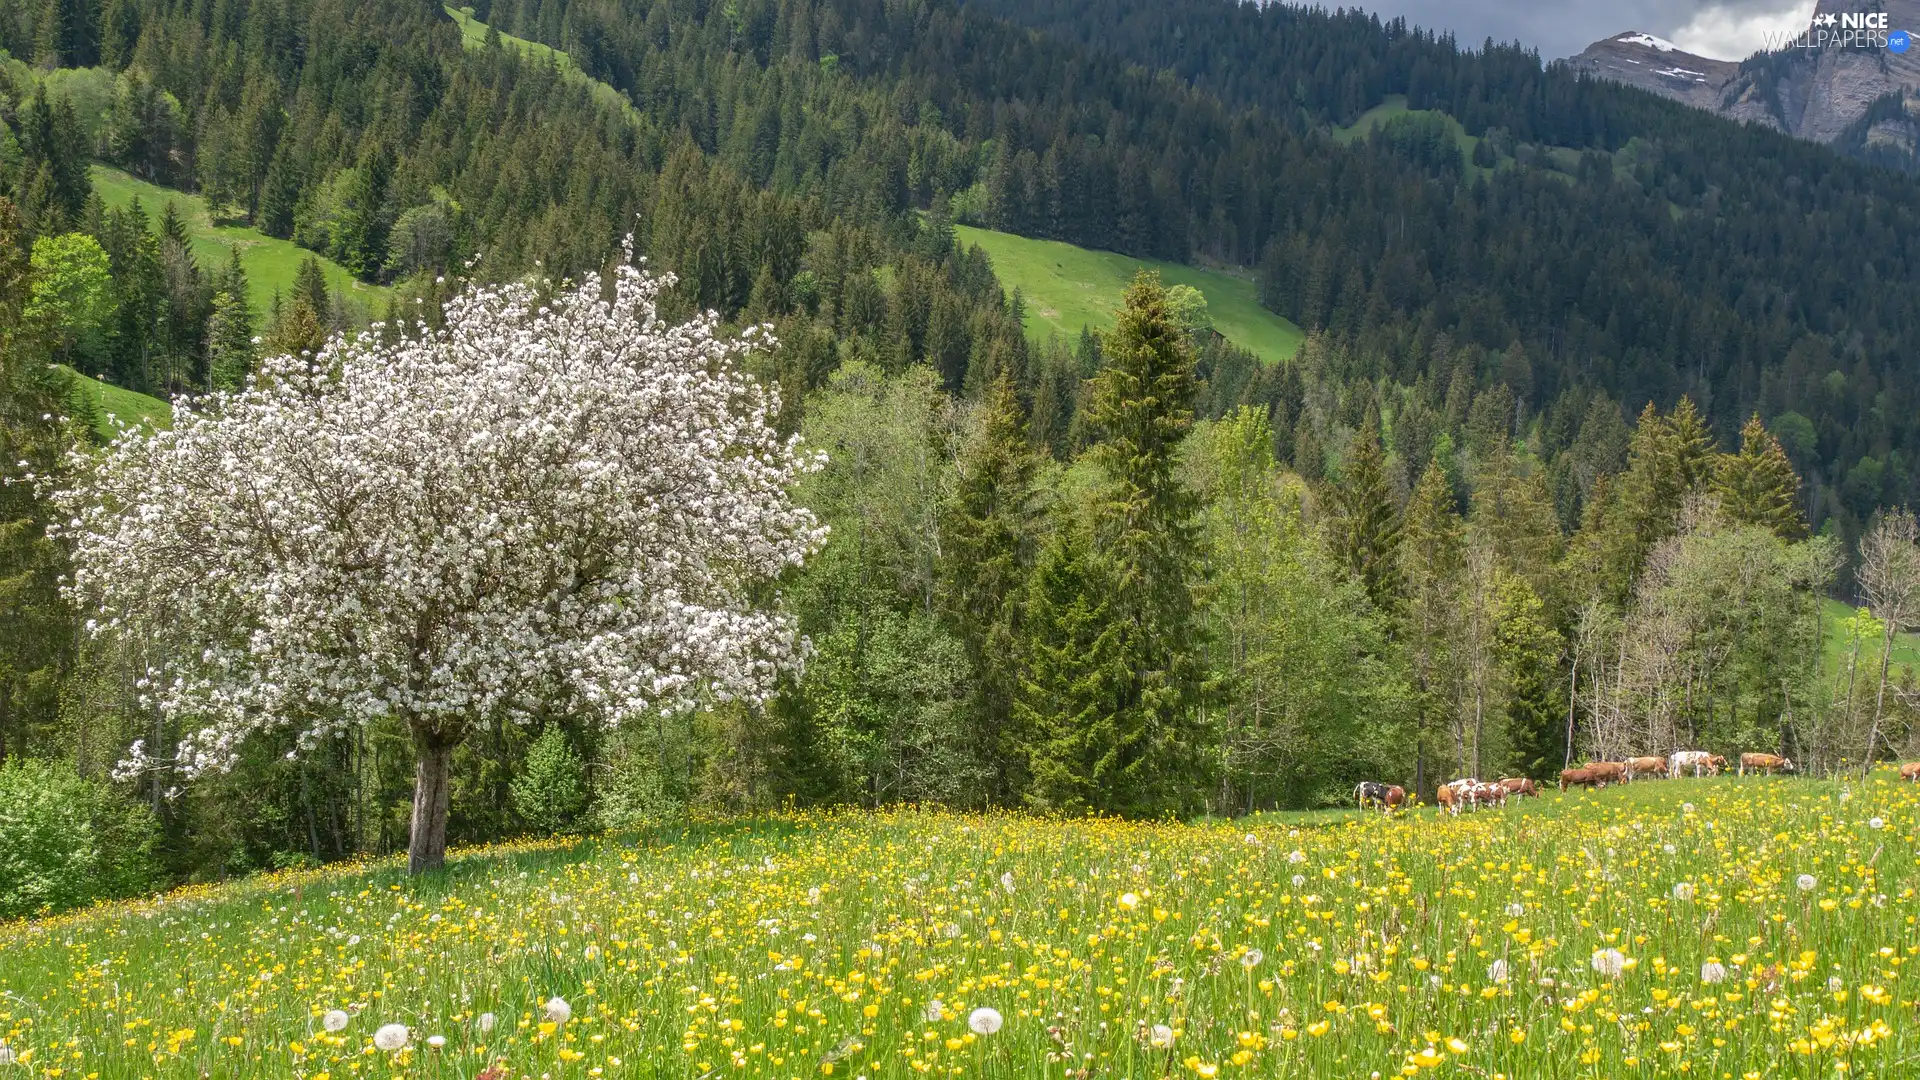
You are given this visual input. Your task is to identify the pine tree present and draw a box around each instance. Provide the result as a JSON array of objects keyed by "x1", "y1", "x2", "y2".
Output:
[
  {"x1": 1075, "y1": 270, "x2": 1213, "y2": 815},
  {"x1": 1399, "y1": 458, "x2": 1462, "y2": 796},
  {"x1": 206, "y1": 288, "x2": 254, "y2": 391},
  {"x1": 939, "y1": 373, "x2": 1040, "y2": 800},
  {"x1": 1012, "y1": 521, "x2": 1124, "y2": 813},
  {"x1": 1716, "y1": 415, "x2": 1803, "y2": 538},
  {"x1": 1326, "y1": 404, "x2": 1401, "y2": 614},
  {"x1": 1598, "y1": 398, "x2": 1717, "y2": 604}
]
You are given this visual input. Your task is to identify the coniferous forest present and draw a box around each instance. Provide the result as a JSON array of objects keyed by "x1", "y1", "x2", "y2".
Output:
[{"x1": 3, "y1": 0, "x2": 1920, "y2": 911}]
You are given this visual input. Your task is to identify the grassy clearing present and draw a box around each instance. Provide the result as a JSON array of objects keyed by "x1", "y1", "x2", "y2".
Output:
[
  {"x1": 53, "y1": 363, "x2": 171, "y2": 440},
  {"x1": 5, "y1": 772, "x2": 1917, "y2": 1078},
  {"x1": 445, "y1": 6, "x2": 635, "y2": 118},
  {"x1": 88, "y1": 165, "x2": 388, "y2": 318},
  {"x1": 1821, "y1": 597, "x2": 1920, "y2": 680},
  {"x1": 954, "y1": 225, "x2": 1305, "y2": 364}
]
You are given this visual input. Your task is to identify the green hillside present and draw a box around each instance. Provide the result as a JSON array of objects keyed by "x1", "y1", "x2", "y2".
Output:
[
  {"x1": 55, "y1": 363, "x2": 172, "y2": 440},
  {"x1": 953, "y1": 224, "x2": 1305, "y2": 364},
  {"x1": 445, "y1": 5, "x2": 634, "y2": 118},
  {"x1": 89, "y1": 166, "x2": 388, "y2": 318}
]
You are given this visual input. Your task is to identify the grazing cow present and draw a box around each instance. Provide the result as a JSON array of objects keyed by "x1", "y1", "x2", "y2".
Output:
[
  {"x1": 1624, "y1": 756, "x2": 1668, "y2": 781},
  {"x1": 1384, "y1": 785, "x2": 1408, "y2": 810},
  {"x1": 1471, "y1": 781, "x2": 1509, "y2": 808},
  {"x1": 1669, "y1": 750, "x2": 1716, "y2": 778},
  {"x1": 1707, "y1": 755, "x2": 1728, "y2": 774},
  {"x1": 1559, "y1": 767, "x2": 1599, "y2": 791},
  {"x1": 1499, "y1": 777, "x2": 1539, "y2": 798},
  {"x1": 1355, "y1": 781, "x2": 1394, "y2": 810},
  {"x1": 1901, "y1": 762, "x2": 1920, "y2": 783},
  {"x1": 1739, "y1": 753, "x2": 1795, "y2": 776},
  {"x1": 1436, "y1": 784, "x2": 1458, "y2": 813},
  {"x1": 1586, "y1": 761, "x2": 1626, "y2": 785}
]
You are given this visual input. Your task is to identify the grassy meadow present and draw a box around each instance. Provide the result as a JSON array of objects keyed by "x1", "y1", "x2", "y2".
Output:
[
  {"x1": 54, "y1": 363, "x2": 172, "y2": 441},
  {"x1": 444, "y1": 6, "x2": 636, "y2": 118},
  {"x1": 952, "y1": 225, "x2": 1306, "y2": 365},
  {"x1": 89, "y1": 166, "x2": 388, "y2": 318},
  {"x1": 1822, "y1": 597, "x2": 1920, "y2": 681},
  {"x1": 5, "y1": 773, "x2": 1919, "y2": 1079}
]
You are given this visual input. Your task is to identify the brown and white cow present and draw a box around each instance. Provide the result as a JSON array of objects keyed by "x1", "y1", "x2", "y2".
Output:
[
  {"x1": 1436, "y1": 783, "x2": 1458, "y2": 813},
  {"x1": 1559, "y1": 767, "x2": 1599, "y2": 791},
  {"x1": 1669, "y1": 750, "x2": 1717, "y2": 778},
  {"x1": 1469, "y1": 781, "x2": 1508, "y2": 809},
  {"x1": 1902, "y1": 762, "x2": 1920, "y2": 783},
  {"x1": 1586, "y1": 761, "x2": 1626, "y2": 786},
  {"x1": 1624, "y1": 756, "x2": 1667, "y2": 781},
  {"x1": 1499, "y1": 777, "x2": 1539, "y2": 798},
  {"x1": 1384, "y1": 785, "x2": 1408, "y2": 810},
  {"x1": 1738, "y1": 753, "x2": 1795, "y2": 776}
]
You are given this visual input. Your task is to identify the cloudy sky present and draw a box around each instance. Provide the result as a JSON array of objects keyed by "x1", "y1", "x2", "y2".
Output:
[{"x1": 1355, "y1": 0, "x2": 1820, "y2": 61}]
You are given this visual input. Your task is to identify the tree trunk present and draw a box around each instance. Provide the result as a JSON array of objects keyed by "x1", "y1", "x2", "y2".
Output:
[
  {"x1": 1864, "y1": 623, "x2": 1897, "y2": 779},
  {"x1": 408, "y1": 729, "x2": 457, "y2": 874}
]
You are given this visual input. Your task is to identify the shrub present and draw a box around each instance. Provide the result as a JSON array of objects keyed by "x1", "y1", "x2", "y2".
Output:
[
  {"x1": 0, "y1": 759, "x2": 159, "y2": 919},
  {"x1": 509, "y1": 725, "x2": 586, "y2": 835}
]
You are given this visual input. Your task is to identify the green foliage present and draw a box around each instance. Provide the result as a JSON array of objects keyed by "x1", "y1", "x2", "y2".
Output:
[
  {"x1": 1717, "y1": 415, "x2": 1804, "y2": 539},
  {"x1": 1324, "y1": 406, "x2": 1400, "y2": 615},
  {"x1": 509, "y1": 725, "x2": 587, "y2": 836},
  {"x1": 0, "y1": 758, "x2": 158, "y2": 918},
  {"x1": 23, "y1": 231, "x2": 112, "y2": 360}
]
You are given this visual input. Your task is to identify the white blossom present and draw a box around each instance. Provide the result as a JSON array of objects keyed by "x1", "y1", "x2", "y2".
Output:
[{"x1": 59, "y1": 253, "x2": 826, "y2": 825}]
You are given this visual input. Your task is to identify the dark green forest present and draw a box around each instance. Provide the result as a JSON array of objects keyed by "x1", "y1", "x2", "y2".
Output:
[{"x1": 3, "y1": 0, "x2": 1919, "y2": 911}]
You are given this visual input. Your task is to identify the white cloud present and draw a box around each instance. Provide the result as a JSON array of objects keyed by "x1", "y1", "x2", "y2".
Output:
[{"x1": 1668, "y1": 1, "x2": 1818, "y2": 60}]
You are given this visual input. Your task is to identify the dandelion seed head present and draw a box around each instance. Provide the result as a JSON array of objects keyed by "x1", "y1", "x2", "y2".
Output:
[
  {"x1": 373, "y1": 1024, "x2": 409, "y2": 1051},
  {"x1": 968, "y1": 1007, "x2": 1003, "y2": 1035}
]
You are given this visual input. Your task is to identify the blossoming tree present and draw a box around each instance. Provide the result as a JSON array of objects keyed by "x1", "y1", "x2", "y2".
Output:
[{"x1": 60, "y1": 257, "x2": 826, "y2": 872}]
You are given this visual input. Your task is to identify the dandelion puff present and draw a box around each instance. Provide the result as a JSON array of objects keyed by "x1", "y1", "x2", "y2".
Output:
[
  {"x1": 426, "y1": 1035, "x2": 447, "y2": 1050},
  {"x1": 373, "y1": 1024, "x2": 410, "y2": 1051},
  {"x1": 925, "y1": 999, "x2": 945, "y2": 1022},
  {"x1": 1487, "y1": 959, "x2": 1508, "y2": 983},
  {"x1": 323, "y1": 1009, "x2": 351, "y2": 1032},
  {"x1": 1290, "y1": 873, "x2": 1306, "y2": 888},
  {"x1": 1672, "y1": 882, "x2": 1695, "y2": 901},
  {"x1": 477, "y1": 1013, "x2": 497, "y2": 1032},
  {"x1": 0, "y1": 1045, "x2": 14, "y2": 1065},
  {"x1": 1287, "y1": 850, "x2": 1306, "y2": 865},
  {"x1": 1000, "y1": 872, "x2": 1016, "y2": 894},
  {"x1": 1148, "y1": 1024, "x2": 1175, "y2": 1049},
  {"x1": 1682, "y1": 803, "x2": 1695, "y2": 814},
  {"x1": 1839, "y1": 790, "x2": 1853, "y2": 803},
  {"x1": 1504, "y1": 902, "x2": 1524, "y2": 917},
  {"x1": 1241, "y1": 949, "x2": 1264, "y2": 969},
  {"x1": 1119, "y1": 892, "x2": 1141, "y2": 910},
  {"x1": 1796, "y1": 874, "x2": 1818, "y2": 892},
  {"x1": 1700, "y1": 961, "x2": 1727, "y2": 984},
  {"x1": 346, "y1": 934, "x2": 361, "y2": 947},
  {"x1": 545, "y1": 996, "x2": 572, "y2": 1024},
  {"x1": 1590, "y1": 949, "x2": 1627, "y2": 979},
  {"x1": 1662, "y1": 843, "x2": 1676, "y2": 855},
  {"x1": 1869, "y1": 817, "x2": 1886, "y2": 830},
  {"x1": 968, "y1": 1007, "x2": 1003, "y2": 1035}
]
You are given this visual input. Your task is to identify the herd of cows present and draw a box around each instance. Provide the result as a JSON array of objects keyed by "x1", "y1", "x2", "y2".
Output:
[{"x1": 1354, "y1": 754, "x2": 1920, "y2": 814}]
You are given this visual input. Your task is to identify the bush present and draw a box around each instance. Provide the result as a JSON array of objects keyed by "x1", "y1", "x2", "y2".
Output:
[
  {"x1": 0, "y1": 759, "x2": 159, "y2": 919},
  {"x1": 509, "y1": 725, "x2": 586, "y2": 835}
]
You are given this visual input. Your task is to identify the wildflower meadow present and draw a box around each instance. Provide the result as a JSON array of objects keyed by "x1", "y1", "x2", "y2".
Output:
[{"x1": 3, "y1": 773, "x2": 1917, "y2": 1080}]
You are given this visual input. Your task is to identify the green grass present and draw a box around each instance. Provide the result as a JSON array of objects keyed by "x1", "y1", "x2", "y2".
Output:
[
  {"x1": 445, "y1": 6, "x2": 635, "y2": 118},
  {"x1": 88, "y1": 165, "x2": 388, "y2": 319},
  {"x1": 953, "y1": 224, "x2": 1306, "y2": 364},
  {"x1": 4, "y1": 774, "x2": 1916, "y2": 1078},
  {"x1": 1821, "y1": 597, "x2": 1920, "y2": 681},
  {"x1": 54, "y1": 363, "x2": 172, "y2": 440}
]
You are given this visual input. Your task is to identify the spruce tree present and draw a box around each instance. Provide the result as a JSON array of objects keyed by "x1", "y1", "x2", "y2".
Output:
[
  {"x1": 1716, "y1": 415, "x2": 1803, "y2": 538},
  {"x1": 1012, "y1": 521, "x2": 1124, "y2": 812},
  {"x1": 1326, "y1": 405, "x2": 1401, "y2": 615},
  {"x1": 939, "y1": 373, "x2": 1040, "y2": 800},
  {"x1": 1068, "y1": 270, "x2": 1212, "y2": 815},
  {"x1": 206, "y1": 289, "x2": 254, "y2": 391},
  {"x1": 1399, "y1": 458, "x2": 1462, "y2": 796}
]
